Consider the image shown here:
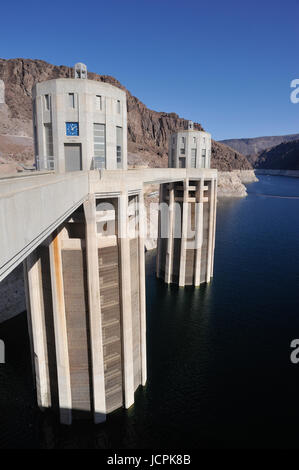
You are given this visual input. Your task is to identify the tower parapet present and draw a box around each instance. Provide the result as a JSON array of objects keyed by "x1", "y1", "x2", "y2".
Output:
[{"x1": 169, "y1": 123, "x2": 211, "y2": 169}]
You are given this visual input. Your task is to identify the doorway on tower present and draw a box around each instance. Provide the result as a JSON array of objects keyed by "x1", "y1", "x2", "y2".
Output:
[
  {"x1": 64, "y1": 143, "x2": 82, "y2": 172},
  {"x1": 179, "y1": 157, "x2": 186, "y2": 168}
]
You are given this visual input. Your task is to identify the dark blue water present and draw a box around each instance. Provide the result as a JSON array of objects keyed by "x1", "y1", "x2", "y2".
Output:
[{"x1": 0, "y1": 175, "x2": 299, "y2": 448}]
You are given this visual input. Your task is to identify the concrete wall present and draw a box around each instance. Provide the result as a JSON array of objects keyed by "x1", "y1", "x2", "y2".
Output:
[{"x1": 22, "y1": 191, "x2": 146, "y2": 424}]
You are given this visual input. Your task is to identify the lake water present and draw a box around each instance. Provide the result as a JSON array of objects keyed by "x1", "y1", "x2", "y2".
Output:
[{"x1": 0, "y1": 174, "x2": 299, "y2": 449}]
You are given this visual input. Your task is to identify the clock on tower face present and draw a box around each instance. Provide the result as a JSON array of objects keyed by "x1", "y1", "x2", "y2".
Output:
[{"x1": 66, "y1": 122, "x2": 79, "y2": 136}]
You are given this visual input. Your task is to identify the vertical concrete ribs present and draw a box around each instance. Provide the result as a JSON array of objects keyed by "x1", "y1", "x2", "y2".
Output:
[
  {"x1": 157, "y1": 177, "x2": 217, "y2": 287},
  {"x1": 23, "y1": 192, "x2": 147, "y2": 424}
]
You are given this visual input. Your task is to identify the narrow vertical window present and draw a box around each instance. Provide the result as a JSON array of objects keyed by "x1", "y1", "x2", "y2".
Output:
[
  {"x1": 44, "y1": 123, "x2": 53, "y2": 156},
  {"x1": 116, "y1": 126, "x2": 123, "y2": 168},
  {"x1": 44, "y1": 123, "x2": 54, "y2": 169},
  {"x1": 202, "y1": 149, "x2": 206, "y2": 168},
  {"x1": 96, "y1": 95, "x2": 102, "y2": 110},
  {"x1": 191, "y1": 149, "x2": 197, "y2": 168},
  {"x1": 93, "y1": 123, "x2": 106, "y2": 169},
  {"x1": 45, "y1": 94, "x2": 50, "y2": 110},
  {"x1": 117, "y1": 100, "x2": 121, "y2": 113},
  {"x1": 180, "y1": 136, "x2": 185, "y2": 155},
  {"x1": 179, "y1": 157, "x2": 186, "y2": 168},
  {"x1": 68, "y1": 93, "x2": 75, "y2": 108}
]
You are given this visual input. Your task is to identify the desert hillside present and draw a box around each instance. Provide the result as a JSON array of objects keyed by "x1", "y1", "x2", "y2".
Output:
[
  {"x1": 255, "y1": 139, "x2": 299, "y2": 170},
  {"x1": 220, "y1": 133, "x2": 299, "y2": 164},
  {"x1": 0, "y1": 58, "x2": 252, "y2": 171}
]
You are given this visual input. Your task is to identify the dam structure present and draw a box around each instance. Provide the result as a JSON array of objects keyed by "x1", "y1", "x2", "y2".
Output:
[
  {"x1": 0, "y1": 64, "x2": 217, "y2": 425},
  {"x1": 157, "y1": 121, "x2": 216, "y2": 286}
]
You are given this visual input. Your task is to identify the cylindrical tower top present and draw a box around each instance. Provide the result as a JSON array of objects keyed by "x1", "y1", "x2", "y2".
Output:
[
  {"x1": 32, "y1": 75, "x2": 127, "y2": 173},
  {"x1": 168, "y1": 127, "x2": 212, "y2": 169}
]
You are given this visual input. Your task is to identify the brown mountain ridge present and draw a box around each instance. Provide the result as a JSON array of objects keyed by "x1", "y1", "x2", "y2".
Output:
[{"x1": 0, "y1": 58, "x2": 251, "y2": 171}]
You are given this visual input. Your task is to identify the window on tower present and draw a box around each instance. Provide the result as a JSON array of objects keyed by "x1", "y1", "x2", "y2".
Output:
[
  {"x1": 68, "y1": 93, "x2": 75, "y2": 108},
  {"x1": 44, "y1": 94, "x2": 50, "y2": 110},
  {"x1": 93, "y1": 123, "x2": 106, "y2": 169},
  {"x1": 202, "y1": 149, "x2": 206, "y2": 167},
  {"x1": 96, "y1": 95, "x2": 102, "y2": 110},
  {"x1": 116, "y1": 126, "x2": 123, "y2": 168},
  {"x1": 180, "y1": 136, "x2": 186, "y2": 154}
]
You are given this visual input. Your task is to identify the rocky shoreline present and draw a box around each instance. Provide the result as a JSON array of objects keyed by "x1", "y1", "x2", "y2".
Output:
[
  {"x1": 217, "y1": 169, "x2": 258, "y2": 197},
  {"x1": 255, "y1": 169, "x2": 299, "y2": 178}
]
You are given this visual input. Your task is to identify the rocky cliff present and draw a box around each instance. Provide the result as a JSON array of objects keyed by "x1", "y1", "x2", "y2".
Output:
[
  {"x1": 211, "y1": 141, "x2": 251, "y2": 171},
  {"x1": 255, "y1": 139, "x2": 299, "y2": 170},
  {"x1": 0, "y1": 58, "x2": 252, "y2": 171},
  {"x1": 220, "y1": 133, "x2": 299, "y2": 159}
]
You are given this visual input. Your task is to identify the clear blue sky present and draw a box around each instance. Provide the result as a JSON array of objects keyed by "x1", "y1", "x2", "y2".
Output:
[{"x1": 1, "y1": 0, "x2": 299, "y2": 140}]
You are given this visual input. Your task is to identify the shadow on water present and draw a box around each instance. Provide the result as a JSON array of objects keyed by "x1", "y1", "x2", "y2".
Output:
[{"x1": 0, "y1": 175, "x2": 299, "y2": 448}]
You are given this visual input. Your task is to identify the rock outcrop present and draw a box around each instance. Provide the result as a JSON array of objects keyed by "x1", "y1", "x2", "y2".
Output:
[
  {"x1": 217, "y1": 170, "x2": 257, "y2": 198},
  {"x1": 220, "y1": 133, "x2": 299, "y2": 158},
  {"x1": 211, "y1": 141, "x2": 252, "y2": 171},
  {"x1": 255, "y1": 139, "x2": 299, "y2": 170}
]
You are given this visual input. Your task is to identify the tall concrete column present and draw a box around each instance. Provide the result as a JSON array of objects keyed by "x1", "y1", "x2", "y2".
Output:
[
  {"x1": 49, "y1": 229, "x2": 72, "y2": 425},
  {"x1": 138, "y1": 191, "x2": 147, "y2": 386},
  {"x1": 84, "y1": 195, "x2": 107, "y2": 423},
  {"x1": 179, "y1": 180, "x2": 189, "y2": 287},
  {"x1": 211, "y1": 178, "x2": 217, "y2": 278},
  {"x1": 194, "y1": 179, "x2": 204, "y2": 286},
  {"x1": 119, "y1": 191, "x2": 135, "y2": 408},
  {"x1": 206, "y1": 179, "x2": 216, "y2": 282},
  {"x1": 165, "y1": 184, "x2": 174, "y2": 284},
  {"x1": 156, "y1": 184, "x2": 163, "y2": 279},
  {"x1": 23, "y1": 251, "x2": 51, "y2": 409}
]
